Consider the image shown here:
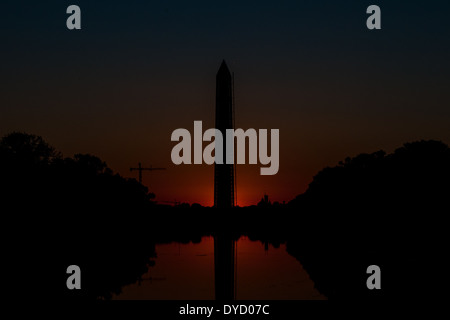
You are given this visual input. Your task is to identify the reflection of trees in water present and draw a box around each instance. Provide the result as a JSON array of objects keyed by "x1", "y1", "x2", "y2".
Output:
[
  {"x1": 63, "y1": 210, "x2": 443, "y2": 301},
  {"x1": 72, "y1": 241, "x2": 157, "y2": 300}
]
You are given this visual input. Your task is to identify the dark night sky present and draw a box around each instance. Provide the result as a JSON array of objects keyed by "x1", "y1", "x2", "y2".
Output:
[{"x1": 1, "y1": 1, "x2": 449, "y2": 205}]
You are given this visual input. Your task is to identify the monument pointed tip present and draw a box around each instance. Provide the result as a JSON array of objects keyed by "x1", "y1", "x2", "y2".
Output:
[{"x1": 217, "y1": 60, "x2": 231, "y2": 76}]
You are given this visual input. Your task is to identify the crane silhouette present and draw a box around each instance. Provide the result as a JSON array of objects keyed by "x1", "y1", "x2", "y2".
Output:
[{"x1": 130, "y1": 162, "x2": 166, "y2": 184}]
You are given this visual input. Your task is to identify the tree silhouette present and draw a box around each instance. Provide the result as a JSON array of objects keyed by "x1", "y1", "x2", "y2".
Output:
[
  {"x1": 0, "y1": 132, "x2": 60, "y2": 166},
  {"x1": 0, "y1": 132, "x2": 158, "y2": 300},
  {"x1": 287, "y1": 140, "x2": 449, "y2": 300},
  {"x1": 2, "y1": 133, "x2": 448, "y2": 301}
]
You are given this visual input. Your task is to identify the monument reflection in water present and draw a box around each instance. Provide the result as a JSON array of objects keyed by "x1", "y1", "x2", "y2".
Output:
[{"x1": 214, "y1": 232, "x2": 236, "y2": 300}]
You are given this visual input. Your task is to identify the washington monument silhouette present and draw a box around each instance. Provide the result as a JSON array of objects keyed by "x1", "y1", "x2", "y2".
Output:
[
  {"x1": 214, "y1": 60, "x2": 235, "y2": 209},
  {"x1": 214, "y1": 61, "x2": 237, "y2": 301}
]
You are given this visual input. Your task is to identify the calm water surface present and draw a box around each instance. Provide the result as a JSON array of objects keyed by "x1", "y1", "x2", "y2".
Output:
[{"x1": 114, "y1": 236, "x2": 325, "y2": 300}]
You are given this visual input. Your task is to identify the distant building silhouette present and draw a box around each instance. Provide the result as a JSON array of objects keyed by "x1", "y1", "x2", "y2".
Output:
[
  {"x1": 214, "y1": 60, "x2": 235, "y2": 208},
  {"x1": 258, "y1": 194, "x2": 271, "y2": 207}
]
